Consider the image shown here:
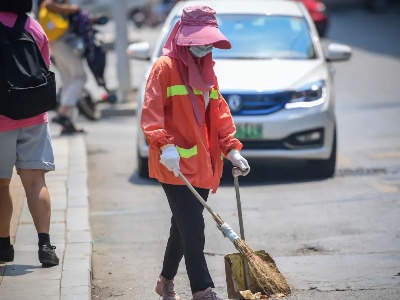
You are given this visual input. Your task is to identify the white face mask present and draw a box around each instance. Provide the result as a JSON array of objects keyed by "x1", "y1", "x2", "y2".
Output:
[{"x1": 189, "y1": 45, "x2": 214, "y2": 57}]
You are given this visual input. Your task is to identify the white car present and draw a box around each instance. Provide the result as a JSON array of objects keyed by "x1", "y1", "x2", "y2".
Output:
[{"x1": 127, "y1": 0, "x2": 352, "y2": 179}]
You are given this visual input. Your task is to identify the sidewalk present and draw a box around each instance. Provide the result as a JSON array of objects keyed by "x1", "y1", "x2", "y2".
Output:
[
  {"x1": 0, "y1": 101, "x2": 137, "y2": 300},
  {"x1": 0, "y1": 133, "x2": 91, "y2": 300}
]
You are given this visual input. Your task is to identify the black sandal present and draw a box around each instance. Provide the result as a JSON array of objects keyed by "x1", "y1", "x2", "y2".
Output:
[{"x1": 51, "y1": 114, "x2": 73, "y2": 127}]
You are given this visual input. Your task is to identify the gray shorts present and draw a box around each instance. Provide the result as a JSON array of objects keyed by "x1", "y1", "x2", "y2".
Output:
[{"x1": 0, "y1": 123, "x2": 55, "y2": 178}]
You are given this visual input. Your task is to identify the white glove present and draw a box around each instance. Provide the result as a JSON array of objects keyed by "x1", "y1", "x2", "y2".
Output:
[
  {"x1": 160, "y1": 145, "x2": 180, "y2": 177},
  {"x1": 227, "y1": 149, "x2": 250, "y2": 176}
]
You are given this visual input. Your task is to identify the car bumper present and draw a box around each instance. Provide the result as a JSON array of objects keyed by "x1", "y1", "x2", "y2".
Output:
[{"x1": 234, "y1": 105, "x2": 335, "y2": 160}]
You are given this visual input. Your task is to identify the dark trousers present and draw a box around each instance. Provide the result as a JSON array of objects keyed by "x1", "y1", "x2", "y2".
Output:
[{"x1": 160, "y1": 183, "x2": 214, "y2": 293}]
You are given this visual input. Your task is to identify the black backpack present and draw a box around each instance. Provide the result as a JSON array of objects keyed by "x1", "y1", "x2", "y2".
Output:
[{"x1": 0, "y1": 14, "x2": 56, "y2": 120}]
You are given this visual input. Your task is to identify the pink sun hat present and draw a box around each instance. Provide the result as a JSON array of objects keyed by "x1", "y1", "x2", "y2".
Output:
[{"x1": 176, "y1": 5, "x2": 231, "y2": 49}]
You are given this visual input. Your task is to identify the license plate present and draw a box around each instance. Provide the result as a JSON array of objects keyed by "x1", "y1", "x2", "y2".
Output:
[{"x1": 235, "y1": 123, "x2": 263, "y2": 139}]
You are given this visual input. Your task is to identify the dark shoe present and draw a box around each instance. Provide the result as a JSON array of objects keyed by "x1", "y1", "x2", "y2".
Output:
[
  {"x1": 38, "y1": 244, "x2": 59, "y2": 268},
  {"x1": 76, "y1": 93, "x2": 101, "y2": 121},
  {"x1": 51, "y1": 114, "x2": 72, "y2": 127},
  {"x1": 60, "y1": 126, "x2": 86, "y2": 135},
  {"x1": 52, "y1": 114, "x2": 85, "y2": 135},
  {"x1": 0, "y1": 245, "x2": 14, "y2": 262}
]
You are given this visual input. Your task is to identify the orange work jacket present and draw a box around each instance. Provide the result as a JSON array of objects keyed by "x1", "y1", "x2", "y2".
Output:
[{"x1": 141, "y1": 56, "x2": 242, "y2": 193}]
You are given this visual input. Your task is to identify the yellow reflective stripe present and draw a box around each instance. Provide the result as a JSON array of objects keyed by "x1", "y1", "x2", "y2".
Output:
[
  {"x1": 176, "y1": 145, "x2": 198, "y2": 158},
  {"x1": 210, "y1": 89, "x2": 218, "y2": 99},
  {"x1": 195, "y1": 88, "x2": 218, "y2": 98},
  {"x1": 166, "y1": 85, "x2": 219, "y2": 98},
  {"x1": 175, "y1": 145, "x2": 222, "y2": 160},
  {"x1": 167, "y1": 85, "x2": 188, "y2": 97},
  {"x1": 193, "y1": 88, "x2": 202, "y2": 95}
]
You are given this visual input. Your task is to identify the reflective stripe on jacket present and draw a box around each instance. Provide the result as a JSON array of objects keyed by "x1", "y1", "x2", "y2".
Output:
[{"x1": 141, "y1": 56, "x2": 242, "y2": 193}]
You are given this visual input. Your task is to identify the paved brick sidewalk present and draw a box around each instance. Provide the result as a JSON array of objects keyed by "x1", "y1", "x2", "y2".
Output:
[{"x1": 0, "y1": 134, "x2": 92, "y2": 300}]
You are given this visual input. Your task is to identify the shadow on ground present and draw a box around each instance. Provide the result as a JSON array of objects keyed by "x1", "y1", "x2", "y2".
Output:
[{"x1": 0, "y1": 264, "x2": 40, "y2": 276}]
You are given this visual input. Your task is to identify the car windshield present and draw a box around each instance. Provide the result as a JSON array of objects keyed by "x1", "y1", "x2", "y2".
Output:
[{"x1": 159, "y1": 14, "x2": 316, "y2": 59}]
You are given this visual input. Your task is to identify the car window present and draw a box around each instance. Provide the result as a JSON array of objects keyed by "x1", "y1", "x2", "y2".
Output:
[{"x1": 158, "y1": 14, "x2": 316, "y2": 60}]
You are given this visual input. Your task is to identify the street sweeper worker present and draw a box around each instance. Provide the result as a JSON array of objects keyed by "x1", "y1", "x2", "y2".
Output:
[{"x1": 140, "y1": 5, "x2": 250, "y2": 300}]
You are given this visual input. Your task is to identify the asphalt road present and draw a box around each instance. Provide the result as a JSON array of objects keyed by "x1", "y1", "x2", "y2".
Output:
[{"x1": 80, "y1": 6, "x2": 400, "y2": 300}]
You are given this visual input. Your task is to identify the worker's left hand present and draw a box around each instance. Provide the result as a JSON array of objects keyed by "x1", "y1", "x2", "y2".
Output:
[{"x1": 227, "y1": 149, "x2": 250, "y2": 176}]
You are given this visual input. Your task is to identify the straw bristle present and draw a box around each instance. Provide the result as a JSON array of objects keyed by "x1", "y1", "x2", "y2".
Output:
[{"x1": 233, "y1": 238, "x2": 291, "y2": 296}]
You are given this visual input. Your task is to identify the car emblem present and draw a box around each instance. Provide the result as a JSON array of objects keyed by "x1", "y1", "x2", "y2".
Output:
[{"x1": 228, "y1": 95, "x2": 243, "y2": 112}]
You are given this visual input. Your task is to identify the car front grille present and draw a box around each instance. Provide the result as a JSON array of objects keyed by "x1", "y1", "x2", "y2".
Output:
[{"x1": 222, "y1": 92, "x2": 291, "y2": 115}]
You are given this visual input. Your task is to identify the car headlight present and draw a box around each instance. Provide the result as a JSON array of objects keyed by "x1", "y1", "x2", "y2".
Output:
[{"x1": 285, "y1": 80, "x2": 327, "y2": 109}]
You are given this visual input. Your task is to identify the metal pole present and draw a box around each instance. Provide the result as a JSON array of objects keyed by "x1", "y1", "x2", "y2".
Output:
[{"x1": 112, "y1": 0, "x2": 131, "y2": 103}]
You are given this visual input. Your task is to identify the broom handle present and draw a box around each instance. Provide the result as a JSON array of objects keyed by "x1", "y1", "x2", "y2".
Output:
[
  {"x1": 178, "y1": 172, "x2": 224, "y2": 226},
  {"x1": 232, "y1": 167, "x2": 253, "y2": 291},
  {"x1": 233, "y1": 175, "x2": 245, "y2": 240}
]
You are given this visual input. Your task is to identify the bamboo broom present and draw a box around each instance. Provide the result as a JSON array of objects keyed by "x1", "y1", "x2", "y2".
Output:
[{"x1": 178, "y1": 172, "x2": 291, "y2": 297}]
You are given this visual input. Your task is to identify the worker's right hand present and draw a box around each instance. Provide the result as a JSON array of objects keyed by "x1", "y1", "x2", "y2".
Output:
[{"x1": 160, "y1": 145, "x2": 180, "y2": 177}]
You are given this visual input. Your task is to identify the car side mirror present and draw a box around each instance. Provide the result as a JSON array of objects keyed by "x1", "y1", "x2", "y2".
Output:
[
  {"x1": 127, "y1": 42, "x2": 151, "y2": 60},
  {"x1": 325, "y1": 43, "x2": 352, "y2": 62}
]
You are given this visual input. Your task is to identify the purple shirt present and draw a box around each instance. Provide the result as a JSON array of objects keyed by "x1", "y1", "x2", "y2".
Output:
[{"x1": 0, "y1": 12, "x2": 51, "y2": 132}]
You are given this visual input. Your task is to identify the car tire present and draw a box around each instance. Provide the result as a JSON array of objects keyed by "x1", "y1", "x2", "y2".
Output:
[
  {"x1": 307, "y1": 128, "x2": 337, "y2": 179},
  {"x1": 137, "y1": 150, "x2": 149, "y2": 178}
]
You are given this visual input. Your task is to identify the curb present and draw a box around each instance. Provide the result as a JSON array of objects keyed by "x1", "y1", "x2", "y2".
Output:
[{"x1": 61, "y1": 135, "x2": 92, "y2": 300}]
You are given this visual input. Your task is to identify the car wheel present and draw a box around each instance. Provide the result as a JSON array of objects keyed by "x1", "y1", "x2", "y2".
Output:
[
  {"x1": 366, "y1": 0, "x2": 391, "y2": 13},
  {"x1": 137, "y1": 149, "x2": 149, "y2": 178},
  {"x1": 307, "y1": 128, "x2": 337, "y2": 178}
]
